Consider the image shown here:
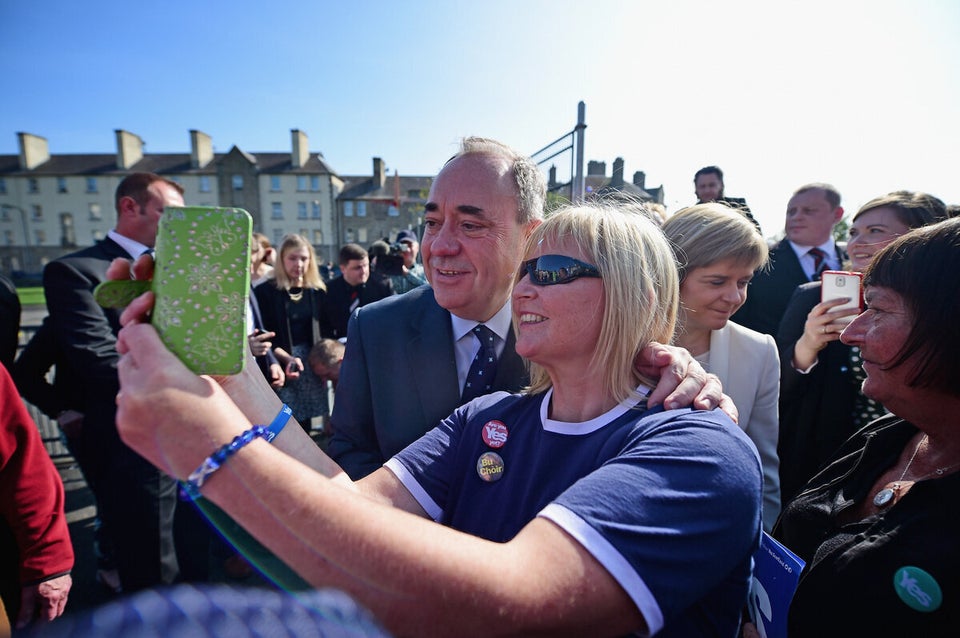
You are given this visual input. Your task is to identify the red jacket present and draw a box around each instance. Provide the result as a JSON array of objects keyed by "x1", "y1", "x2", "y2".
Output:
[{"x1": 0, "y1": 366, "x2": 73, "y2": 585}]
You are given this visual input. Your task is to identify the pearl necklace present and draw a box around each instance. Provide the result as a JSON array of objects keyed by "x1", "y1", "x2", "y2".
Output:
[{"x1": 874, "y1": 434, "x2": 960, "y2": 508}]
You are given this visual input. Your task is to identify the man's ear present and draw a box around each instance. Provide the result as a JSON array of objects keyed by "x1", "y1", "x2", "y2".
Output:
[
  {"x1": 834, "y1": 206, "x2": 845, "y2": 222},
  {"x1": 118, "y1": 195, "x2": 139, "y2": 219}
]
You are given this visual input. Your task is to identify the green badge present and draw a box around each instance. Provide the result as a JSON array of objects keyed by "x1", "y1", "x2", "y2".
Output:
[{"x1": 893, "y1": 566, "x2": 942, "y2": 612}]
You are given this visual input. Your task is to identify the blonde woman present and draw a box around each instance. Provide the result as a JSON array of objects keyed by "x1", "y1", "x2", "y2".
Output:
[
  {"x1": 113, "y1": 203, "x2": 761, "y2": 637},
  {"x1": 663, "y1": 203, "x2": 781, "y2": 530},
  {"x1": 253, "y1": 234, "x2": 329, "y2": 430}
]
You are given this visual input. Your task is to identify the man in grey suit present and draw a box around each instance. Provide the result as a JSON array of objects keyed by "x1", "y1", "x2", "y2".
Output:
[
  {"x1": 43, "y1": 172, "x2": 184, "y2": 591},
  {"x1": 329, "y1": 138, "x2": 726, "y2": 479},
  {"x1": 731, "y1": 183, "x2": 846, "y2": 336}
]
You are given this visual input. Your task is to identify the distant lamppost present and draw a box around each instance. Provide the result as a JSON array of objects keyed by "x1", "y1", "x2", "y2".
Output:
[{"x1": 0, "y1": 203, "x2": 30, "y2": 272}]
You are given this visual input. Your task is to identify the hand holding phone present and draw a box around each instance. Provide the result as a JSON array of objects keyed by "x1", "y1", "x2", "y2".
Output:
[{"x1": 820, "y1": 270, "x2": 863, "y2": 323}]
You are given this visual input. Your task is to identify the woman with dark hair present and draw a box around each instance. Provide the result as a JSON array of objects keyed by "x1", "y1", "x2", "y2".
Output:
[
  {"x1": 776, "y1": 191, "x2": 945, "y2": 502},
  {"x1": 772, "y1": 217, "x2": 960, "y2": 635}
]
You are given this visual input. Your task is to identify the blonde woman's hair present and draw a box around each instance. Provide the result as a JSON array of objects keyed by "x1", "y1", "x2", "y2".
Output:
[
  {"x1": 661, "y1": 203, "x2": 769, "y2": 283},
  {"x1": 521, "y1": 203, "x2": 678, "y2": 404},
  {"x1": 273, "y1": 234, "x2": 326, "y2": 291}
]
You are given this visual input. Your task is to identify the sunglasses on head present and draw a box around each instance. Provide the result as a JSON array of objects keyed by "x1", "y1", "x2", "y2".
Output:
[{"x1": 519, "y1": 254, "x2": 602, "y2": 286}]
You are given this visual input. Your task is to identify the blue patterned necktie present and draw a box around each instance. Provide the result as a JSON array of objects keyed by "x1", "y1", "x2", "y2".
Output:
[
  {"x1": 461, "y1": 324, "x2": 498, "y2": 403},
  {"x1": 808, "y1": 247, "x2": 829, "y2": 281}
]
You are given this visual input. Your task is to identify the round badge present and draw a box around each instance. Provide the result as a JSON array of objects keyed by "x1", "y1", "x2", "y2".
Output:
[
  {"x1": 476, "y1": 451, "x2": 505, "y2": 482},
  {"x1": 481, "y1": 420, "x2": 509, "y2": 449},
  {"x1": 893, "y1": 566, "x2": 943, "y2": 612}
]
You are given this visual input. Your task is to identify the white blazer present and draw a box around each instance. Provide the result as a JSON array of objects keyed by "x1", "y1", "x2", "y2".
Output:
[{"x1": 708, "y1": 321, "x2": 781, "y2": 531}]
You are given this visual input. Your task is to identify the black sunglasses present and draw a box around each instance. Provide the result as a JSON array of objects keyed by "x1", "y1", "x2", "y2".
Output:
[{"x1": 519, "y1": 254, "x2": 602, "y2": 286}]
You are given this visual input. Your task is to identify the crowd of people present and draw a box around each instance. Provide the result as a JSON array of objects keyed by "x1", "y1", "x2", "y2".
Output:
[{"x1": 2, "y1": 142, "x2": 958, "y2": 636}]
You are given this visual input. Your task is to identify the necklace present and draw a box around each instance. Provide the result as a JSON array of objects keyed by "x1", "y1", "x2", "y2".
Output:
[
  {"x1": 287, "y1": 287, "x2": 303, "y2": 302},
  {"x1": 873, "y1": 434, "x2": 960, "y2": 507}
]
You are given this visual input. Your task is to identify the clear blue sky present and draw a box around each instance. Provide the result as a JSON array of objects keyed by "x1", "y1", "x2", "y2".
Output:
[{"x1": 2, "y1": 0, "x2": 957, "y2": 237}]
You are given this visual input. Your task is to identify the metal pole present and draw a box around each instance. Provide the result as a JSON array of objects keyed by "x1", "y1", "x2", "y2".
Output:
[{"x1": 573, "y1": 101, "x2": 586, "y2": 203}]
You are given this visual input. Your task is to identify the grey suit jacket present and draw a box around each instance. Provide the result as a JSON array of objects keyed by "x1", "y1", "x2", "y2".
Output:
[
  {"x1": 328, "y1": 286, "x2": 528, "y2": 479},
  {"x1": 708, "y1": 321, "x2": 781, "y2": 530}
]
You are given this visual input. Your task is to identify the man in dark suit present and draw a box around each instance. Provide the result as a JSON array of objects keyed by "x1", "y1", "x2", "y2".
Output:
[
  {"x1": 322, "y1": 243, "x2": 394, "y2": 341},
  {"x1": 0, "y1": 273, "x2": 19, "y2": 372},
  {"x1": 693, "y1": 165, "x2": 762, "y2": 235},
  {"x1": 43, "y1": 172, "x2": 184, "y2": 591},
  {"x1": 731, "y1": 183, "x2": 845, "y2": 336},
  {"x1": 329, "y1": 138, "x2": 728, "y2": 480}
]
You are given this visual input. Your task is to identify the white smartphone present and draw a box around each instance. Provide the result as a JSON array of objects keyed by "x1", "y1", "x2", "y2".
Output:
[{"x1": 821, "y1": 270, "x2": 863, "y2": 320}]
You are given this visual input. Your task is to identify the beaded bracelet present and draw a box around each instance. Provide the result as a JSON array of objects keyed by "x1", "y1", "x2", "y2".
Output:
[{"x1": 180, "y1": 404, "x2": 292, "y2": 501}]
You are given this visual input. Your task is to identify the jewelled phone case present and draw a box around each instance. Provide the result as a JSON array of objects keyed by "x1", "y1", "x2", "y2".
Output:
[{"x1": 94, "y1": 206, "x2": 252, "y2": 375}]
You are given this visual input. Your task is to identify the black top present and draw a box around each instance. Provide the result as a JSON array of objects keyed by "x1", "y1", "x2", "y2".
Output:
[{"x1": 775, "y1": 415, "x2": 960, "y2": 636}]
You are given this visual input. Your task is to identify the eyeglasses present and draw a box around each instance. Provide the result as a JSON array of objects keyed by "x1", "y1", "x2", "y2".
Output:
[{"x1": 518, "y1": 254, "x2": 602, "y2": 286}]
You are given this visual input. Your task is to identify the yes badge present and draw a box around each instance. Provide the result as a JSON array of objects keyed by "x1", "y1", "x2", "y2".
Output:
[{"x1": 481, "y1": 420, "x2": 509, "y2": 449}]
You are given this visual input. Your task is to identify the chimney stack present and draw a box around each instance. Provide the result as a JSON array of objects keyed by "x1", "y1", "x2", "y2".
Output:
[
  {"x1": 190, "y1": 130, "x2": 213, "y2": 168},
  {"x1": 373, "y1": 157, "x2": 386, "y2": 188},
  {"x1": 611, "y1": 157, "x2": 625, "y2": 187},
  {"x1": 291, "y1": 129, "x2": 309, "y2": 168},
  {"x1": 115, "y1": 130, "x2": 144, "y2": 169},
  {"x1": 633, "y1": 171, "x2": 646, "y2": 190},
  {"x1": 587, "y1": 160, "x2": 606, "y2": 176},
  {"x1": 17, "y1": 132, "x2": 49, "y2": 170}
]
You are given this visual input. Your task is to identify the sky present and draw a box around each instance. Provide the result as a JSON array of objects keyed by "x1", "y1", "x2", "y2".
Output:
[{"x1": 1, "y1": 0, "x2": 957, "y2": 238}]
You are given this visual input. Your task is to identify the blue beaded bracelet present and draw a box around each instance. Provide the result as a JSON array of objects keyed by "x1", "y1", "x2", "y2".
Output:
[{"x1": 180, "y1": 404, "x2": 292, "y2": 501}]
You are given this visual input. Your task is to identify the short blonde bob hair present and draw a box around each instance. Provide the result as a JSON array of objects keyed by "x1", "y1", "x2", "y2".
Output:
[
  {"x1": 661, "y1": 203, "x2": 769, "y2": 283},
  {"x1": 273, "y1": 233, "x2": 326, "y2": 291},
  {"x1": 520, "y1": 203, "x2": 678, "y2": 404}
]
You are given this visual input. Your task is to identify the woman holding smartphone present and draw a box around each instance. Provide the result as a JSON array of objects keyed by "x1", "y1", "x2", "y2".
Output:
[{"x1": 776, "y1": 191, "x2": 945, "y2": 503}]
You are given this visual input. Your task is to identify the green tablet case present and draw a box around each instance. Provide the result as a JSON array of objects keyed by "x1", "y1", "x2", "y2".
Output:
[{"x1": 94, "y1": 206, "x2": 252, "y2": 375}]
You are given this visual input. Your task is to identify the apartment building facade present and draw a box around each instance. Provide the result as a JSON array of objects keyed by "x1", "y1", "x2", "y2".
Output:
[{"x1": 0, "y1": 128, "x2": 347, "y2": 275}]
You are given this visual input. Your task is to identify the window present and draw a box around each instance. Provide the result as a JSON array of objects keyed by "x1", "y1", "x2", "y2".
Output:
[
  {"x1": 232, "y1": 175, "x2": 244, "y2": 190},
  {"x1": 60, "y1": 212, "x2": 76, "y2": 247},
  {"x1": 89, "y1": 203, "x2": 102, "y2": 220},
  {"x1": 357, "y1": 227, "x2": 368, "y2": 243},
  {"x1": 272, "y1": 229, "x2": 283, "y2": 246},
  {"x1": 0, "y1": 178, "x2": 6, "y2": 194},
  {"x1": 92, "y1": 229, "x2": 104, "y2": 241},
  {"x1": 271, "y1": 202, "x2": 283, "y2": 219},
  {"x1": 344, "y1": 201, "x2": 354, "y2": 217},
  {"x1": 0, "y1": 208, "x2": 7, "y2": 221},
  {"x1": 312, "y1": 229, "x2": 323, "y2": 244},
  {"x1": 300, "y1": 228, "x2": 309, "y2": 238},
  {"x1": 357, "y1": 201, "x2": 367, "y2": 217},
  {"x1": 298, "y1": 202, "x2": 307, "y2": 219},
  {"x1": 388, "y1": 205, "x2": 399, "y2": 217},
  {"x1": 58, "y1": 177, "x2": 68, "y2": 193},
  {"x1": 28, "y1": 178, "x2": 39, "y2": 193},
  {"x1": 34, "y1": 229, "x2": 46, "y2": 244},
  {"x1": 31, "y1": 204, "x2": 43, "y2": 221},
  {"x1": 3, "y1": 230, "x2": 13, "y2": 245},
  {"x1": 310, "y1": 175, "x2": 320, "y2": 191},
  {"x1": 345, "y1": 228, "x2": 354, "y2": 243},
  {"x1": 86, "y1": 177, "x2": 97, "y2": 193},
  {"x1": 199, "y1": 176, "x2": 211, "y2": 193},
  {"x1": 311, "y1": 201, "x2": 321, "y2": 219},
  {"x1": 297, "y1": 175, "x2": 307, "y2": 191},
  {"x1": 270, "y1": 176, "x2": 281, "y2": 191},
  {"x1": 408, "y1": 189, "x2": 420, "y2": 198}
]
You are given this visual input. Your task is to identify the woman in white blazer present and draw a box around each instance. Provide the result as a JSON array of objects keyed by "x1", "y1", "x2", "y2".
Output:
[{"x1": 662, "y1": 203, "x2": 781, "y2": 531}]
